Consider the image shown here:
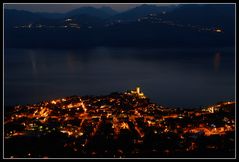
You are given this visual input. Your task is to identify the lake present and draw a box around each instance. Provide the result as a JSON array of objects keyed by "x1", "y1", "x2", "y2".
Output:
[{"x1": 4, "y1": 47, "x2": 235, "y2": 108}]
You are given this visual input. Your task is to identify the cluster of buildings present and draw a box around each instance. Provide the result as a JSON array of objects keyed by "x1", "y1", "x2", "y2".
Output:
[{"x1": 4, "y1": 87, "x2": 235, "y2": 158}]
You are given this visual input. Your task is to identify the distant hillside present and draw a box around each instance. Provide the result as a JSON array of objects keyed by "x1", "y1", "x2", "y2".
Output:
[
  {"x1": 4, "y1": 4, "x2": 235, "y2": 49},
  {"x1": 98, "y1": 6, "x2": 118, "y2": 16},
  {"x1": 65, "y1": 6, "x2": 116, "y2": 19},
  {"x1": 162, "y1": 4, "x2": 235, "y2": 30},
  {"x1": 109, "y1": 4, "x2": 177, "y2": 21},
  {"x1": 4, "y1": 9, "x2": 44, "y2": 27},
  {"x1": 36, "y1": 12, "x2": 66, "y2": 19}
]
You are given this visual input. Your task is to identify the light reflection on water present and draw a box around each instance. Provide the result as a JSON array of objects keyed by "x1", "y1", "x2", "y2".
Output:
[
  {"x1": 4, "y1": 47, "x2": 235, "y2": 108},
  {"x1": 214, "y1": 52, "x2": 221, "y2": 72}
]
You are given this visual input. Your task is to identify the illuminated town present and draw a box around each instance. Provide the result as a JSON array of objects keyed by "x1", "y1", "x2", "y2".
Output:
[{"x1": 4, "y1": 87, "x2": 235, "y2": 158}]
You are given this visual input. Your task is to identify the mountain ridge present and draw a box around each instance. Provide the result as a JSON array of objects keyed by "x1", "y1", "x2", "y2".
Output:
[{"x1": 4, "y1": 4, "x2": 235, "y2": 48}]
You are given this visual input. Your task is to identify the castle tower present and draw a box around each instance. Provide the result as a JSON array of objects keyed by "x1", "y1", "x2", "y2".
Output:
[{"x1": 136, "y1": 87, "x2": 141, "y2": 94}]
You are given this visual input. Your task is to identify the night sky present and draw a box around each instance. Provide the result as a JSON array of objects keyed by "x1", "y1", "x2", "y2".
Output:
[{"x1": 4, "y1": 3, "x2": 178, "y2": 13}]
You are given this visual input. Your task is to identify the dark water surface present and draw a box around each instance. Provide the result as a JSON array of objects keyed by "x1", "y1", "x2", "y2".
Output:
[{"x1": 4, "y1": 47, "x2": 235, "y2": 108}]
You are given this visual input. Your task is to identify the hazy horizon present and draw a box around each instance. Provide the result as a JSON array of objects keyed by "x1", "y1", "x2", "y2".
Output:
[{"x1": 4, "y1": 3, "x2": 179, "y2": 13}]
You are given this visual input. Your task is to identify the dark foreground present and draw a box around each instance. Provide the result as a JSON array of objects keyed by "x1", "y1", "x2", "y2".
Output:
[{"x1": 4, "y1": 87, "x2": 235, "y2": 158}]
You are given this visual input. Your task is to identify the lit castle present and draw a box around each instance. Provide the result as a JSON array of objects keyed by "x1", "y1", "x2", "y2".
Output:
[{"x1": 130, "y1": 87, "x2": 146, "y2": 99}]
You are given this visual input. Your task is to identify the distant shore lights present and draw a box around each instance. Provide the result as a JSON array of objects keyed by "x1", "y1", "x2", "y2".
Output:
[{"x1": 214, "y1": 28, "x2": 223, "y2": 33}]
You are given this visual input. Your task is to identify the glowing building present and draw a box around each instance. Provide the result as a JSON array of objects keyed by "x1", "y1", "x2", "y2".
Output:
[{"x1": 131, "y1": 87, "x2": 146, "y2": 99}]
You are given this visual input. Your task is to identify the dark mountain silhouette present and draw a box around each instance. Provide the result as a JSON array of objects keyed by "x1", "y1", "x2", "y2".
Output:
[
  {"x1": 35, "y1": 6, "x2": 118, "y2": 19},
  {"x1": 65, "y1": 6, "x2": 115, "y2": 19},
  {"x1": 4, "y1": 8, "x2": 106, "y2": 28},
  {"x1": 99, "y1": 6, "x2": 118, "y2": 16},
  {"x1": 69, "y1": 14, "x2": 103, "y2": 27},
  {"x1": 4, "y1": 9, "x2": 44, "y2": 27},
  {"x1": 36, "y1": 12, "x2": 66, "y2": 19},
  {"x1": 4, "y1": 4, "x2": 235, "y2": 49},
  {"x1": 162, "y1": 4, "x2": 235, "y2": 30}
]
